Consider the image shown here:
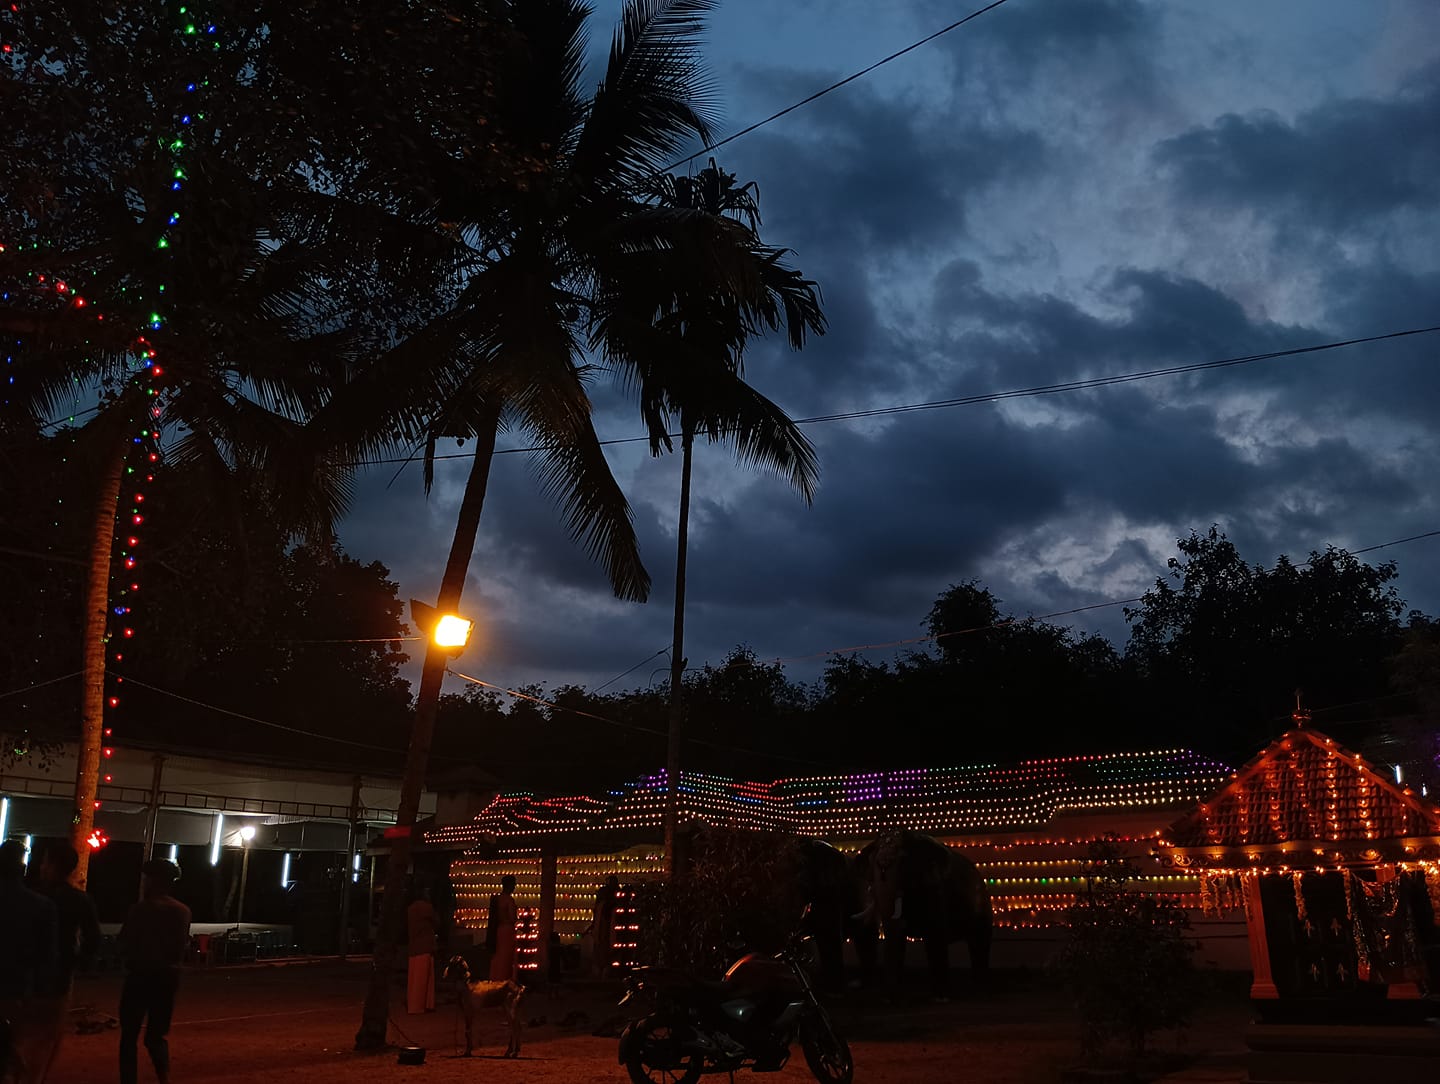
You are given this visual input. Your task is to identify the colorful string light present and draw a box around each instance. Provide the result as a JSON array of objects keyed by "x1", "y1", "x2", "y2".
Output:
[
  {"x1": 1, "y1": 5, "x2": 217, "y2": 836},
  {"x1": 426, "y1": 748, "x2": 1232, "y2": 848}
]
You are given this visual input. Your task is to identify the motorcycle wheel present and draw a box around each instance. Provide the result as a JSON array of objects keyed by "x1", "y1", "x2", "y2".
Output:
[
  {"x1": 800, "y1": 1015, "x2": 854, "y2": 1084},
  {"x1": 625, "y1": 1017, "x2": 703, "y2": 1084}
]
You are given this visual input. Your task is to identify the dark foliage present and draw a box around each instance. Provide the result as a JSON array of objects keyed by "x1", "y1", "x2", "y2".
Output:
[
  {"x1": 635, "y1": 826, "x2": 806, "y2": 975},
  {"x1": 1053, "y1": 837, "x2": 1201, "y2": 1059}
]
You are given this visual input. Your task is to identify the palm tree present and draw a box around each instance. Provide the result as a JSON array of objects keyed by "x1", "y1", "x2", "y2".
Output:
[
  {"x1": 3, "y1": 1, "x2": 519, "y2": 887},
  {"x1": 331, "y1": 0, "x2": 824, "y2": 1049},
  {"x1": 3, "y1": 189, "x2": 362, "y2": 885},
  {"x1": 595, "y1": 160, "x2": 825, "y2": 870}
]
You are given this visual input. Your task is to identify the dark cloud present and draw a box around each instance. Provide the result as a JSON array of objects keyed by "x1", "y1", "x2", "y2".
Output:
[
  {"x1": 1155, "y1": 64, "x2": 1440, "y2": 226},
  {"x1": 729, "y1": 81, "x2": 1046, "y2": 259},
  {"x1": 336, "y1": 3, "x2": 1440, "y2": 700}
]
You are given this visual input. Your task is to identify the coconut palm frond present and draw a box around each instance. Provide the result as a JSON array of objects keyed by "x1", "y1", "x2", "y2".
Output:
[{"x1": 524, "y1": 371, "x2": 652, "y2": 604}]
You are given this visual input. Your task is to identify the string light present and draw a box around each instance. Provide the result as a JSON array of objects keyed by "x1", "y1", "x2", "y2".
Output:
[{"x1": 427, "y1": 749, "x2": 1231, "y2": 848}]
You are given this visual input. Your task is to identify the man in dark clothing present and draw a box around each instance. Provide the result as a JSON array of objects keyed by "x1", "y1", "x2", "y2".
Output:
[
  {"x1": 0, "y1": 838, "x2": 58, "y2": 1081},
  {"x1": 118, "y1": 859, "x2": 191, "y2": 1084},
  {"x1": 32, "y1": 841, "x2": 101, "y2": 1081}
]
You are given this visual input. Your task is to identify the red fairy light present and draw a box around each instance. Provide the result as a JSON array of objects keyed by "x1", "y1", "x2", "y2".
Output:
[
  {"x1": 73, "y1": 296, "x2": 86, "y2": 307},
  {"x1": 122, "y1": 628, "x2": 134, "y2": 638},
  {"x1": 104, "y1": 774, "x2": 113, "y2": 783},
  {"x1": 55, "y1": 280, "x2": 67, "y2": 293},
  {"x1": 132, "y1": 514, "x2": 143, "y2": 525},
  {"x1": 103, "y1": 748, "x2": 113, "y2": 758},
  {"x1": 107, "y1": 697, "x2": 119, "y2": 708}
]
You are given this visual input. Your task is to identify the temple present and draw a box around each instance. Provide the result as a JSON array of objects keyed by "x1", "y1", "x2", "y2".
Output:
[{"x1": 1157, "y1": 725, "x2": 1440, "y2": 1082}]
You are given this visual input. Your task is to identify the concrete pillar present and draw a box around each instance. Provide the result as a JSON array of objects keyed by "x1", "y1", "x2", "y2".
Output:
[
  {"x1": 1243, "y1": 873, "x2": 1279, "y2": 999},
  {"x1": 339, "y1": 774, "x2": 362, "y2": 958}
]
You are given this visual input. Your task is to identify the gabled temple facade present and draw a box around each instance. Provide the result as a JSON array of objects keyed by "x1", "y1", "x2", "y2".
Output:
[{"x1": 1159, "y1": 726, "x2": 1440, "y2": 1083}]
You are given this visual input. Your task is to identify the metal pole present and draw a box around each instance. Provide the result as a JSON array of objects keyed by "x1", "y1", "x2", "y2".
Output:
[
  {"x1": 139, "y1": 755, "x2": 166, "y2": 901},
  {"x1": 238, "y1": 843, "x2": 251, "y2": 925},
  {"x1": 141, "y1": 755, "x2": 165, "y2": 860},
  {"x1": 339, "y1": 774, "x2": 362, "y2": 958},
  {"x1": 367, "y1": 855, "x2": 377, "y2": 943}
]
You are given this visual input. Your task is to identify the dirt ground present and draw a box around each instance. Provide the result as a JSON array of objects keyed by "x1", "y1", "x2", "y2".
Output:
[{"x1": 48, "y1": 961, "x2": 1251, "y2": 1083}]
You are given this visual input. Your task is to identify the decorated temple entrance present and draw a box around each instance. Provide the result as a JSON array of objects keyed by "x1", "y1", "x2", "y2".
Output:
[{"x1": 1158, "y1": 723, "x2": 1440, "y2": 1081}]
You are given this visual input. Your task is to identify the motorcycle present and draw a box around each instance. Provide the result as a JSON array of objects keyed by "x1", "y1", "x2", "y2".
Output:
[{"x1": 617, "y1": 922, "x2": 853, "y2": 1084}]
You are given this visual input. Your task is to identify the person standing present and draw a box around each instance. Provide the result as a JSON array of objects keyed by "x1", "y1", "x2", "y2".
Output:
[
  {"x1": 486, "y1": 875, "x2": 519, "y2": 982},
  {"x1": 405, "y1": 890, "x2": 437, "y2": 1014},
  {"x1": 117, "y1": 859, "x2": 190, "y2": 1084},
  {"x1": 0, "y1": 839, "x2": 58, "y2": 1083},
  {"x1": 32, "y1": 841, "x2": 100, "y2": 1082}
]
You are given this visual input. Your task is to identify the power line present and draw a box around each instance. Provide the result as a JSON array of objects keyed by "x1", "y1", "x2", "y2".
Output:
[
  {"x1": 118, "y1": 674, "x2": 418, "y2": 757},
  {"x1": 663, "y1": 0, "x2": 1016, "y2": 172},
  {"x1": 346, "y1": 324, "x2": 1440, "y2": 467},
  {"x1": 0, "y1": 670, "x2": 83, "y2": 701},
  {"x1": 592, "y1": 645, "x2": 670, "y2": 694},
  {"x1": 447, "y1": 667, "x2": 829, "y2": 767}
]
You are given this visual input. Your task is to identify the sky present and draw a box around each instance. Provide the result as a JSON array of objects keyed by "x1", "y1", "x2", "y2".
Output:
[{"x1": 338, "y1": 0, "x2": 1440, "y2": 698}]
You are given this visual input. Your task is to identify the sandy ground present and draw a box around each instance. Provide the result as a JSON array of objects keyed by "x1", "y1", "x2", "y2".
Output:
[{"x1": 45, "y1": 961, "x2": 1251, "y2": 1083}]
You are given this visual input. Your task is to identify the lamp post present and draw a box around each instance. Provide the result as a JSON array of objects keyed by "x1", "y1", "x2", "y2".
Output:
[{"x1": 237, "y1": 824, "x2": 256, "y2": 925}]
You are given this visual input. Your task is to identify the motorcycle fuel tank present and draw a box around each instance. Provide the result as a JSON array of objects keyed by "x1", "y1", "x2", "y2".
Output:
[{"x1": 723, "y1": 953, "x2": 800, "y2": 994}]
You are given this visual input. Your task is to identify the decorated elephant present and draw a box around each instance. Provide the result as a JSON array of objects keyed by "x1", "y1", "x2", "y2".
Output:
[{"x1": 854, "y1": 830, "x2": 992, "y2": 996}]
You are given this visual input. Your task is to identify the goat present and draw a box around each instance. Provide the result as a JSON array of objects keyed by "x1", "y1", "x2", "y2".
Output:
[{"x1": 442, "y1": 955, "x2": 524, "y2": 1058}]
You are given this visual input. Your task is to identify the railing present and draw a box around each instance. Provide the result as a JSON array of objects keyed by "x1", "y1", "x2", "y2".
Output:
[{"x1": 0, "y1": 772, "x2": 398, "y2": 823}]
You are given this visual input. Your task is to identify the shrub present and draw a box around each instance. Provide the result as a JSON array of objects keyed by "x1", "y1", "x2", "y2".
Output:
[
  {"x1": 636, "y1": 827, "x2": 805, "y2": 976},
  {"x1": 1053, "y1": 837, "x2": 1201, "y2": 1059}
]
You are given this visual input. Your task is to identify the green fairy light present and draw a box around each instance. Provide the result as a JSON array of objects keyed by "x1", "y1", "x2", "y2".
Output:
[
  {"x1": 185, "y1": 24, "x2": 196, "y2": 35},
  {"x1": 156, "y1": 238, "x2": 169, "y2": 250}
]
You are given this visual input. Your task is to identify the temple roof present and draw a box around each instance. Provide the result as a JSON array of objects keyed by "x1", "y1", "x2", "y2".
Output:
[
  {"x1": 424, "y1": 747, "x2": 1231, "y2": 852},
  {"x1": 1159, "y1": 727, "x2": 1440, "y2": 864}
]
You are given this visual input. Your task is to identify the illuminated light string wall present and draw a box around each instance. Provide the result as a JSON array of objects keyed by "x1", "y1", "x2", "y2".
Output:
[
  {"x1": 0, "y1": 6, "x2": 220, "y2": 845},
  {"x1": 425, "y1": 749, "x2": 1232, "y2": 851}
]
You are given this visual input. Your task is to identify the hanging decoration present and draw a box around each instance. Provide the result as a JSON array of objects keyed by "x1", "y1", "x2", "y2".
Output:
[
  {"x1": 102, "y1": 5, "x2": 220, "y2": 808},
  {"x1": 1, "y1": 4, "x2": 219, "y2": 815},
  {"x1": 1292, "y1": 871, "x2": 1308, "y2": 923}
]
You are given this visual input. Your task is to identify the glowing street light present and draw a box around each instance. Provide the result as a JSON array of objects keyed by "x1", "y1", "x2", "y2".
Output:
[
  {"x1": 410, "y1": 599, "x2": 474, "y2": 656},
  {"x1": 433, "y1": 614, "x2": 474, "y2": 650}
]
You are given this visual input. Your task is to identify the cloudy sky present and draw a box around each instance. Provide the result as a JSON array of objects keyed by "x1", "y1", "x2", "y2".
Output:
[{"x1": 339, "y1": 0, "x2": 1440, "y2": 696}]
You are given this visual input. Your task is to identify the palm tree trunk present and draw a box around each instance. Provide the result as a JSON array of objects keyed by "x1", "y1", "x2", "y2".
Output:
[
  {"x1": 355, "y1": 410, "x2": 500, "y2": 1051},
  {"x1": 69, "y1": 435, "x2": 127, "y2": 888},
  {"x1": 663, "y1": 426, "x2": 695, "y2": 878}
]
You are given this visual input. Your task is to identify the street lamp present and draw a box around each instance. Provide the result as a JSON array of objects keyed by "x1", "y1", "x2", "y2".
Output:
[
  {"x1": 237, "y1": 825, "x2": 256, "y2": 926},
  {"x1": 410, "y1": 599, "x2": 473, "y2": 656}
]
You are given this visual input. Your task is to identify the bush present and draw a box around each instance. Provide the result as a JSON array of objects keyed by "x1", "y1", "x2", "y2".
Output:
[
  {"x1": 636, "y1": 827, "x2": 805, "y2": 976},
  {"x1": 1053, "y1": 837, "x2": 1201, "y2": 1059}
]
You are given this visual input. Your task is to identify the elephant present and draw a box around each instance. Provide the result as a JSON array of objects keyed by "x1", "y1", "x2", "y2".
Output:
[
  {"x1": 794, "y1": 837, "x2": 865, "y2": 993},
  {"x1": 853, "y1": 830, "x2": 992, "y2": 997}
]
